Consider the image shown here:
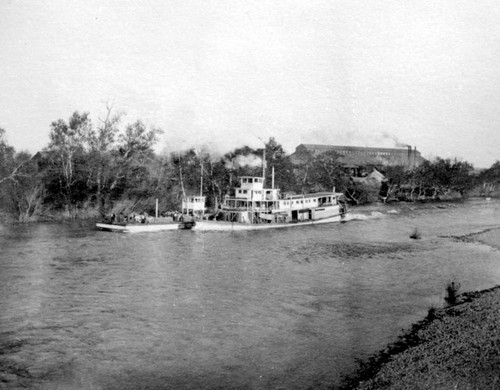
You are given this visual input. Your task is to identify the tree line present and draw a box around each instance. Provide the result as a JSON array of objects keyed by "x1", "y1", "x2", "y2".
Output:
[{"x1": 1, "y1": 108, "x2": 499, "y2": 222}]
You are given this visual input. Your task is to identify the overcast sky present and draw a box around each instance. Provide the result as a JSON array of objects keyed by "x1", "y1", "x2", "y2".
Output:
[{"x1": 1, "y1": 0, "x2": 500, "y2": 167}]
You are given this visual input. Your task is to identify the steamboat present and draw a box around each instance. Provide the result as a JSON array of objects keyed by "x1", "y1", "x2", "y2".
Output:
[
  {"x1": 97, "y1": 173, "x2": 347, "y2": 232},
  {"x1": 192, "y1": 175, "x2": 347, "y2": 231}
]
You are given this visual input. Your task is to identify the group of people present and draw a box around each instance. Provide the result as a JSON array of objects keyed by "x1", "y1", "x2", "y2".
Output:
[
  {"x1": 104, "y1": 210, "x2": 198, "y2": 224},
  {"x1": 105, "y1": 212, "x2": 150, "y2": 224}
]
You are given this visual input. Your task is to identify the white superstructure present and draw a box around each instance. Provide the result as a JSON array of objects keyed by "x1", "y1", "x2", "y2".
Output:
[
  {"x1": 182, "y1": 196, "x2": 206, "y2": 216},
  {"x1": 217, "y1": 176, "x2": 346, "y2": 225}
]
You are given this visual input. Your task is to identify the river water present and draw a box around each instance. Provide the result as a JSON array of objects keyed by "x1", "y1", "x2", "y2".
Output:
[{"x1": 1, "y1": 199, "x2": 500, "y2": 389}]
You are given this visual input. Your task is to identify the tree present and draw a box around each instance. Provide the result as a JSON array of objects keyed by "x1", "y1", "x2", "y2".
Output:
[
  {"x1": 449, "y1": 160, "x2": 476, "y2": 196},
  {"x1": 264, "y1": 137, "x2": 296, "y2": 192},
  {"x1": 117, "y1": 120, "x2": 163, "y2": 161},
  {"x1": 0, "y1": 129, "x2": 20, "y2": 219},
  {"x1": 400, "y1": 158, "x2": 476, "y2": 201},
  {"x1": 292, "y1": 148, "x2": 316, "y2": 194},
  {"x1": 100, "y1": 120, "x2": 164, "y2": 212},
  {"x1": 345, "y1": 178, "x2": 381, "y2": 204},
  {"x1": 380, "y1": 165, "x2": 407, "y2": 201},
  {"x1": 0, "y1": 129, "x2": 43, "y2": 221},
  {"x1": 6, "y1": 151, "x2": 44, "y2": 221},
  {"x1": 310, "y1": 149, "x2": 349, "y2": 193},
  {"x1": 45, "y1": 111, "x2": 93, "y2": 215},
  {"x1": 167, "y1": 147, "x2": 225, "y2": 210},
  {"x1": 477, "y1": 161, "x2": 500, "y2": 197},
  {"x1": 0, "y1": 128, "x2": 19, "y2": 185},
  {"x1": 86, "y1": 104, "x2": 123, "y2": 209}
]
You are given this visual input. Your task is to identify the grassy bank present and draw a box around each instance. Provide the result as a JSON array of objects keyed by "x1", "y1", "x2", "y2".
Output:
[
  {"x1": 341, "y1": 285, "x2": 500, "y2": 389},
  {"x1": 341, "y1": 228, "x2": 500, "y2": 390}
]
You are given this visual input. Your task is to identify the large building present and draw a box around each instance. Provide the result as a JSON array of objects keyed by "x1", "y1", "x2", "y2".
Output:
[{"x1": 290, "y1": 144, "x2": 424, "y2": 172}]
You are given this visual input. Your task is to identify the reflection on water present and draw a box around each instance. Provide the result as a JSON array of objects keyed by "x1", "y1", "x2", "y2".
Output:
[{"x1": 1, "y1": 199, "x2": 500, "y2": 389}]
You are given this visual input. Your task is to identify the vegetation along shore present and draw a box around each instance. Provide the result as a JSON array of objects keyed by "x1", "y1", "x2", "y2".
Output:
[
  {"x1": 341, "y1": 227, "x2": 500, "y2": 390},
  {"x1": 1, "y1": 108, "x2": 500, "y2": 223}
]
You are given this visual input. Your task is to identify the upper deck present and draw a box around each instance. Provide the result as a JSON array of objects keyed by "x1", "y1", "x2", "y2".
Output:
[
  {"x1": 222, "y1": 188, "x2": 343, "y2": 213},
  {"x1": 233, "y1": 177, "x2": 280, "y2": 201},
  {"x1": 182, "y1": 196, "x2": 206, "y2": 213},
  {"x1": 239, "y1": 177, "x2": 264, "y2": 190}
]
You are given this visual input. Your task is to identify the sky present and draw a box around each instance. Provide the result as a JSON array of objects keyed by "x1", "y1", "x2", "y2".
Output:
[{"x1": 1, "y1": 0, "x2": 500, "y2": 168}]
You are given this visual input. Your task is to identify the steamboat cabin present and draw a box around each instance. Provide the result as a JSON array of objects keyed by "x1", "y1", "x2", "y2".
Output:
[{"x1": 219, "y1": 176, "x2": 345, "y2": 224}]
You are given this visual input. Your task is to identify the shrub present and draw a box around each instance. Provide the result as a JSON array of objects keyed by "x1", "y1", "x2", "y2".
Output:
[
  {"x1": 410, "y1": 228, "x2": 421, "y2": 239},
  {"x1": 426, "y1": 306, "x2": 438, "y2": 321},
  {"x1": 445, "y1": 280, "x2": 461, "y2": 305}
]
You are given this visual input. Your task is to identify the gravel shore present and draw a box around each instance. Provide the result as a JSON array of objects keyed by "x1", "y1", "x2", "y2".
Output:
[{"x1": 342, "y1": 227, "x2": 500, "y2": 390}]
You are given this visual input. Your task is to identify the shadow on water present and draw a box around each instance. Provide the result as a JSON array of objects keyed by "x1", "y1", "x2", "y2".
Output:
[
  {"x1": 50, "y1": 255, "x2": 107, "y2": 270},
  {"x1": 288, "y1": 241, "x2": 418, "y2": 264}
]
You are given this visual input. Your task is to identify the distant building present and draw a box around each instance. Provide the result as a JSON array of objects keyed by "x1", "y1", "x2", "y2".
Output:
[{"x1": 290, "y1": 144, "x2": 424, "y2": 174}]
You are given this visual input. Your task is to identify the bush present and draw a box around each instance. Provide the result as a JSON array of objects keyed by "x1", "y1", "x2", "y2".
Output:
[
  {"x1": 409, "y1": 228, "x2": 421, "y2": 239},
  {"x1": 426, "y1": 306, "x2": 438, "y2": 321},
  {"x1": 445, "y1": 280, "x2": 461, "y2": 305}
]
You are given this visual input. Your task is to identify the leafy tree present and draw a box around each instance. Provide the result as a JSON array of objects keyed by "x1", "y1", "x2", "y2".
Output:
[
  {"x1": 448, "y1": 160, "x2": 475, "y2": 196},
  {"x1": 7, "y1": 152, "x2": 45, "y2": 221},
  {"x1": 0, "y1": 129, "x2": 20, "y2": 219},
  {"x1": 478, "y1": 161, "x2": 500, "y2": 196},
  {"x1": 168, "y1": 148, "x2": 202, "y2": 202},
  {"x1": 309, "y1": 149, "x2": 349, "y2": 193},
  {"x1": 40, "y1": 109, "x2": 165, "y2": 217},
  {"x1": 86, "y1": 104, "x2": 123, "y2": 208},
  {"x1": 399, "y1": 158, "x2": 476, "y2": 201},
  {"x1": 380, "y1": 165, "x2": 407, "y2": 201},
  {"x1": 204, "y1": 157, "x2": 228, "y2": 209},
  {"x1": 345, "y1": 178, "x2": 381, "y2": 204},
  {"x1": 291, "y1": 148, "x2": 317, "y2": 194},
  {"x1": 167, "y1": 148, "x2": 229, "y2": 210},
  {"x1": 264, "y1": 137, "x2": 296, "y2": 192},
  {"x1": 480, "y1": 161, "x2": 500, "y2": 182},
  {"x1": 94, "y1": 119, "x2": 163, "y2": 210},
  {"x1": 44, "y1": 111, "x2": 93, "y2": 215},
  {"x1": 0, "y1": 129, "x2": 43, "y2": 221},
  {"x1": 0, "y1": 128, "x2": 21, "y2": 185},
  {"x1": 117, "y1": 120, "x2": 162, "y2": 161},
  {"x1": 111, "y1": 120, "x2": 162, "y2": 187}
]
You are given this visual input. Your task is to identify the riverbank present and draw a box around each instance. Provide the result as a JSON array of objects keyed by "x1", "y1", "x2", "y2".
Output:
[{"x1": 341, "y1": 227, "x2": 500, "y2": 390}]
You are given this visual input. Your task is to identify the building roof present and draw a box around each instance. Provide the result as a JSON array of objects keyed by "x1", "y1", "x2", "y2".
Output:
[
  {"x1": 290, "y1": 143, "x2": 424, "y2": 169},
  {"x1": 296, "y1": 143, "x2": 414, "y2": 153}
]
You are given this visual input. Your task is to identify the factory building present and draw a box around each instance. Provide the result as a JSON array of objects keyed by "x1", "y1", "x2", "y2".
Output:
[{"x1": 290, "y1": 144, "x2": 424, "y2": 174}]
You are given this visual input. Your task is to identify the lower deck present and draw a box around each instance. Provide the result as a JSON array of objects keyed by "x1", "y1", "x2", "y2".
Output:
[{"x1": 217, "y1": 203, "x2": 345, "y2": 225}]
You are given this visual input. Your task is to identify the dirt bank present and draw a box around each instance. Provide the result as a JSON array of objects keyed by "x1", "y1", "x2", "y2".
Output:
[{"x1": 342, "y1": 228, "x2": 500, "y2": 389}]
